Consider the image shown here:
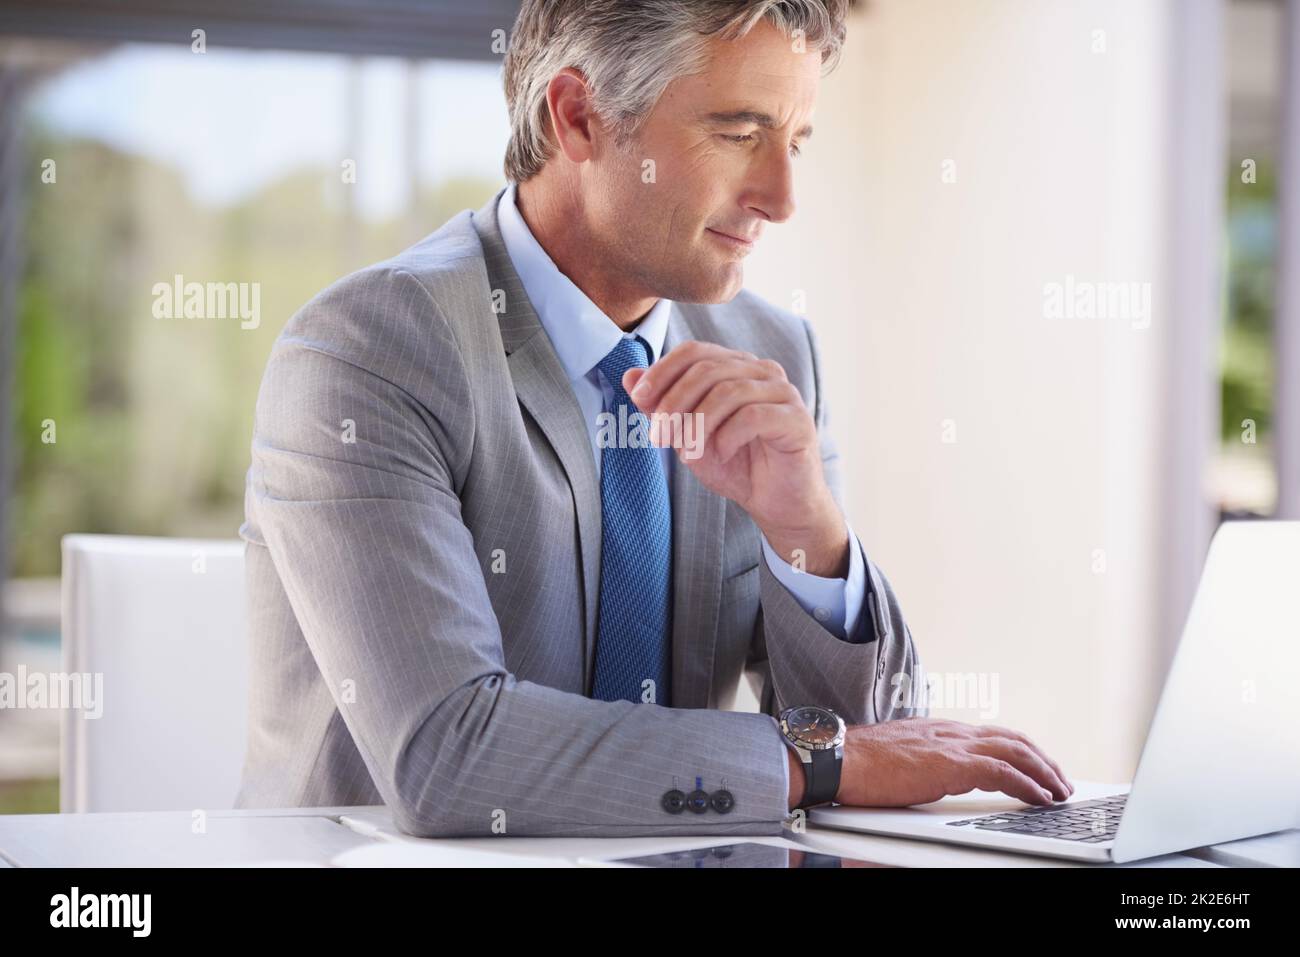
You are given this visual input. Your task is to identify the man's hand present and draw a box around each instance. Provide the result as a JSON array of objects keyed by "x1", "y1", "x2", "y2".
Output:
[
  {"x1": 788, "y1": 717, "x2": 1075, "y2": 811},
  {"x1": 842, "y1": 717, "x2": 1074, "y2": 807},
  {"x1": 623, "y1": 340, "x2": 849, "y2": 577}
]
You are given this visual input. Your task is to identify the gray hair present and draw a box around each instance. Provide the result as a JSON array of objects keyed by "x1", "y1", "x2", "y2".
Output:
[{"x1": 502, "y1": 0, "x2": 853, "y2": 183}]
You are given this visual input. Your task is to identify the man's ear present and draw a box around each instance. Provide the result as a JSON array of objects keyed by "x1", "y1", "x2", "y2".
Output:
[{"x1": 545, "y1": 67, "x2": 597, "y2": 164}]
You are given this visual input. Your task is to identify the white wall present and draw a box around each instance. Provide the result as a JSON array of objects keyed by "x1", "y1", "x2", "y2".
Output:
[{"x1": 745, "y1": 0, "x2": 1178, "y2": 782}]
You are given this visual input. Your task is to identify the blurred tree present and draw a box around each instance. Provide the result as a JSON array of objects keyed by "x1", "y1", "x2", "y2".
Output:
[
  {"x1": 1221, "y1": 159, "x2": 1276, "y2": 447},
  {"x1": 11, "y1": 126, "x2": 499, "y2": 576}
]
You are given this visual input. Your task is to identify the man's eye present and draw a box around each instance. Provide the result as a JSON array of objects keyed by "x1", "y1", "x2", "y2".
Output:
[{"x1": 719, "y1": 132, "x2": 801, "y2": 157}]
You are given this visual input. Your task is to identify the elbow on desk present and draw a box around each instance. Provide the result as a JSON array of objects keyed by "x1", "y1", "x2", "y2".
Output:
[{"x1": 385, "y1": 675, "x2": 516, "y2": 840}]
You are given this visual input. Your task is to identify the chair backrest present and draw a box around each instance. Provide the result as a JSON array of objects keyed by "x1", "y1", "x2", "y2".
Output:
[{"x1": 60, "y1": 534, "x2": 248, "y2": 812}]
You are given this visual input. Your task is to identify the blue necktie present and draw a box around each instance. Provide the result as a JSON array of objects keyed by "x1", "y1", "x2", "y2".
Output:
[{"x1": 591, "y1": 335, "x2": 673, "y2": 707}]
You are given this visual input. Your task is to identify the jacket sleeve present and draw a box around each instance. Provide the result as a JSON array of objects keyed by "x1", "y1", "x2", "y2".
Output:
[
  {"x1": 746, "y1": 318, "x2": 928, "y2": 725},
  {"x1": 247, "y1": 267, "x2": 794, "y2": 837}
]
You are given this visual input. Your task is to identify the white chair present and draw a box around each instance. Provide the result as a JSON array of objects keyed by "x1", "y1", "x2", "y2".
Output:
[{"x1": 59, "y1": 535, "x2": 248, "y2": 812}]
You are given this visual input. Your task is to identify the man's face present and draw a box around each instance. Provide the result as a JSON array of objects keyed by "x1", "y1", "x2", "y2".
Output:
[{"x1": 586, "y1": 21, "x2": 821, "y2": 305}]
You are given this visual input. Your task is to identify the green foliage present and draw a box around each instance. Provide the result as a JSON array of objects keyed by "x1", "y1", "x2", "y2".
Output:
[
  {"x1": 0, "y1": 777, "x2": 58, "y2": 814},
  {"x1": 1222, "y1": 158, "x2": 1276, "y2": 446},
  {"x1": 12, "y1": 130, "x2": 500, "y2": 575}
]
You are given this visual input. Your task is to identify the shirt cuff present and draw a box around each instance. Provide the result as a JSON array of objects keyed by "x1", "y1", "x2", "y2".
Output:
[{"x1": 760, "y1": 523, "x2": 869, "y2": 641}]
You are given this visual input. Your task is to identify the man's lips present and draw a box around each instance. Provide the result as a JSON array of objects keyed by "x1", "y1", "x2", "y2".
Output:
[{"x1": 706, "y1": 227, "x2": 758, "y2": 250}]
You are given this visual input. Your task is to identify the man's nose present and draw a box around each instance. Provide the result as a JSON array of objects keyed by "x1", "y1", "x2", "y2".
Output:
[{"x1": 747, "y1": 148, "x2": 797, "y2": 224}]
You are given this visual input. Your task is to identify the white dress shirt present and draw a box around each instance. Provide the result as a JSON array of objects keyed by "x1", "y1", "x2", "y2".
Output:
[{"x1": 496, "y1": 183, "x2": 866, "y2": 640}]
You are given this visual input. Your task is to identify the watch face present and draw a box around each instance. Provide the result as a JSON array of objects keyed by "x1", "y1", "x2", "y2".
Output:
[{"x1": 786, "y1": 707, "x2": 841, "y2": 747}]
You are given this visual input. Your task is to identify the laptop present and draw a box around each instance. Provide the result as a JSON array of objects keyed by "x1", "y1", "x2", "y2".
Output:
[{"x1": 809, "y1": 520, "x2": 1300, "y2": 863}]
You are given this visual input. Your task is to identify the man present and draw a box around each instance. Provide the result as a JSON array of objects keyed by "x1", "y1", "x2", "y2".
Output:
[{"x1": 236, "y1": 0, "x2": 1073, "y2": 837}]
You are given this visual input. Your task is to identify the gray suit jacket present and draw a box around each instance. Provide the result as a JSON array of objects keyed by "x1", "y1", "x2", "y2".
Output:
[{"x1": 235, "y1": 187, "x2": 925, "y2": 837}]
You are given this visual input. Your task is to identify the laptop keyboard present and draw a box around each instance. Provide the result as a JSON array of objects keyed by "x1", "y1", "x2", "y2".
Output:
[{"x1": 945, "y1": 793, "x2": 1127, "y2": 843}]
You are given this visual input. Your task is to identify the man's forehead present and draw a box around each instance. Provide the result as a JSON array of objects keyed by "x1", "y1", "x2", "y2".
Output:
[{"x1": 646, "y1": 22, "x2": 821, "y2": 135}]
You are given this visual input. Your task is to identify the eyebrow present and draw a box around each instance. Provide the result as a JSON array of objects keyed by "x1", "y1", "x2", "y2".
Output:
[{"x1": 701, "y1": 109, "x2": 814, "y2": 141}]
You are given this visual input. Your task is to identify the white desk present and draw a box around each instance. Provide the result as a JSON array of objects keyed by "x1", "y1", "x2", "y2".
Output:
[
  {"x1": 0, "y1": 807, "x2": 375, "y2": 867},
  {"x1": 337, "y1": 807, "x2": 817, "y2": 865},
  {"x1": 0, "y1": 804, "x2": 1291, "y2": 867},
  {"x1": 0, "y1": 806, "x2": 813, "y2": 868},
  {"x1": 334, "y1": 806, "x2": 1221, "y2": 868}
]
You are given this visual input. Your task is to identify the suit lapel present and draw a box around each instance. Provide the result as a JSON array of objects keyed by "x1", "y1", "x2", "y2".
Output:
[{"x1": 472, "y1": 191, "x2": 603, "y2": 691}]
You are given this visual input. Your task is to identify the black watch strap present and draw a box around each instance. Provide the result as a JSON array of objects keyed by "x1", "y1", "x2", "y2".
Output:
[{"x1": 800, "y1": 746, "x2": 842, "y2": 809}]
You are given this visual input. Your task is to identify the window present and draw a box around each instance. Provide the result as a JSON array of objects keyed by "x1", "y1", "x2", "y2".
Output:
[
  {"x1": 14, "y1": 43, "x2": 509, "y2": 575},
  {"x1": 1, "y1": 36, "x2": 509, "y2": 812},
  {"x1": 1217, "y1": 0, "x2": 1282, "y2": 517}
]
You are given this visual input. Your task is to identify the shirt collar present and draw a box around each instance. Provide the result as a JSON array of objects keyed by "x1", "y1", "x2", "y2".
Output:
[{"x1": 497, "y1": 182, "x2": 671, "y2": 383}]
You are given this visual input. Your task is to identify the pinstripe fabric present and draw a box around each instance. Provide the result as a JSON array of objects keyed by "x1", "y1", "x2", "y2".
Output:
[{"x1": 235, "y1": 188, "x2": 926, "y2": 837}]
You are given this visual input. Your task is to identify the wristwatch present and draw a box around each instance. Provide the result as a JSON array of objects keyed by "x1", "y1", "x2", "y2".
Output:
[{"x1": 779, "y1": 706, "x2": 846, "y2": 809}]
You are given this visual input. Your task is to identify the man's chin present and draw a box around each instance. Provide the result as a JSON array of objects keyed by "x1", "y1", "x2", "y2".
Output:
[{"x1": 673, "y1": 263, "x2": 745, "y2": 305}]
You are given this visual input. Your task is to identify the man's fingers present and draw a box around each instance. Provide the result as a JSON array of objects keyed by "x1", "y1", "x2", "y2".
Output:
[
  {"x1": 969, "y1": 737, "x2": 1071, "y2": 801},
  {"x1": 692, "y1": 378, "x2": 800, "y2": 446},
  {"x1": 626, "y1": 340, "x2": 757, "y2": 407},
  {"x1": 649, "y1": 357, "x2": 781, "y2": 418},
  {"x1": 623, "y1": 367, "x2": 647, "y2": 394},
  {"x1": 971, "y1": 757, "x2": 1054, "y2": 806},
  {"x1": 709, "y1": 403, "x2": 806, "y2": 463},
  {"x1": 976, "y1": 725, "x2": 1074, "y2": 795}
]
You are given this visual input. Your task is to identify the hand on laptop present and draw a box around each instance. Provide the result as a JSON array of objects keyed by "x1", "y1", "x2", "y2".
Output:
[{"x1": 792, "y1": 717, "x2": 1075, "y2": 810}]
